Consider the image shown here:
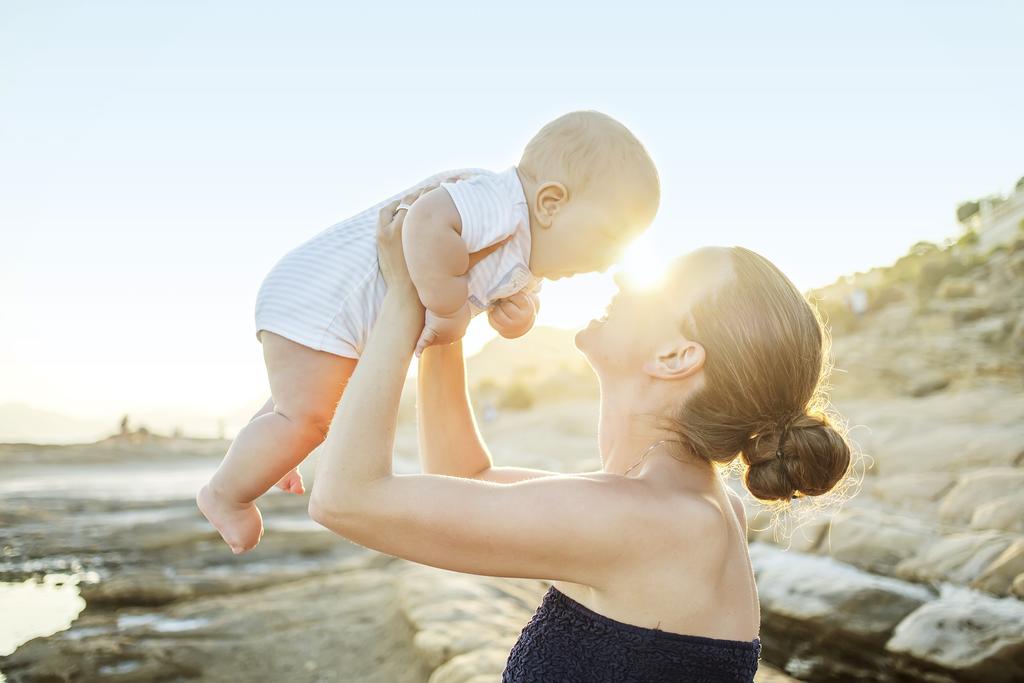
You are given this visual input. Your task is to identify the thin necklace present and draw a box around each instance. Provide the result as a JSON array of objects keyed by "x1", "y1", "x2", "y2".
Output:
[{"x1": 623, "y1": 439, "x2": 671, "y2": 476}]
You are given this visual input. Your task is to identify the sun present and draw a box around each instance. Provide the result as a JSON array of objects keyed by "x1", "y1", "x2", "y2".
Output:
[{"x1": 617, "y1": 233, "x2": 668, "y2": 290}]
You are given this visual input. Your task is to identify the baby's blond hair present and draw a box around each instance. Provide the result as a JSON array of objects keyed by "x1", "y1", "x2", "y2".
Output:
[{"x1": 519, "y1": 111, "x2": 660, "y2": 220}]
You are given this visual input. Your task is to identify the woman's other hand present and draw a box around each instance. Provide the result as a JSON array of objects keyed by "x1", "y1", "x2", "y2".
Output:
[{"x1": 377, "y1": 189, "x2": 426, "y2": 306}]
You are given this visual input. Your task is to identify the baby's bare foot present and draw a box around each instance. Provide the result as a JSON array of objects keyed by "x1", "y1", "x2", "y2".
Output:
[
  {"x1": 197, "y1": 484, "x2": 264, "y2": 554},
  {"x1": 275, "y1": 468, "x2": 305, "y2": 494}
]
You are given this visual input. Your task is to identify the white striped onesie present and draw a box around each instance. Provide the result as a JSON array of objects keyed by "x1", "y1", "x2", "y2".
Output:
[{"x1": 254, "y1": 167, "x2": 542, "y2": 358}]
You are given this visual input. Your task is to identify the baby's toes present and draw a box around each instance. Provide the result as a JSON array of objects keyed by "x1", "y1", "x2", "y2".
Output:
[{"x1": 275, "y1": 469, "x2": 305, "y2": 494}]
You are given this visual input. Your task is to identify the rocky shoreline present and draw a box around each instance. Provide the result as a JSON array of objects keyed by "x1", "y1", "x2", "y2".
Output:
[
  {"x1": 4, "y1": 406, "x2": 1022, "y2": 683},
  {"x1": 3, "y1": 390, "x2": 1024, "y2": 681},
  {"x1": 0, "y1": 438, "x2": 800, "y2": 683}
]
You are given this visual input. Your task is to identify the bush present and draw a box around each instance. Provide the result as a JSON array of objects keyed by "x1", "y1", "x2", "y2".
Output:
[
  {"x1": 813, "y1": 296, "x2": 857, "y2": 334},
  {"x1": 474, "y1": 378, "x2": 499, "y2": 395},
  {"x1": 956, "y1": 230, "x2": 980, "y2": 247},
  {"x1": 918, "y1": 259, "x2": 967, "y2": 297},
  {"x1": 909, "y1": 240, "x2": 940, "y2": 258},
  {"x1": 498, "y1": 383, "x2": 535, "y2": 411},
  {"x1": 870, "y1": 283, "x2": 906, "y2": 309},
  {"x1": 957, "y1": 201, "x2": 980, "y2": 223}
]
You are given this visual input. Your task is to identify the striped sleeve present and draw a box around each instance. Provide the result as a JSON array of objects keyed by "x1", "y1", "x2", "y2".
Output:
[{"x1": 441, "y1": 174, "x2": 517, "y2": 254}]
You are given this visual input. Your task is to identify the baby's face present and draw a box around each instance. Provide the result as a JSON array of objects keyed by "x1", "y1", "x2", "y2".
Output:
[{"x1": 531, "y1": 196, "x2": 641, "y2": 280}]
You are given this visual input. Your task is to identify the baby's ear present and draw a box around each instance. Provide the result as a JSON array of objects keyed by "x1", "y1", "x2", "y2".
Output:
[{"x1": 534, "y1": 182, "x2": 568, "y2": 228}]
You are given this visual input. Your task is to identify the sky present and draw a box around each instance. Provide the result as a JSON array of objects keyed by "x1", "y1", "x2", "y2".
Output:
[{"x1": 1, "y1": 1, "x2": 1022, "y2": 438}]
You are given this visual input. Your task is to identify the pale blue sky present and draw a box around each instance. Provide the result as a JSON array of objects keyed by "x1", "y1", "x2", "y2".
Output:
[{"x1": 1, "y1": 1, "x2": 1022, "y2": 433}]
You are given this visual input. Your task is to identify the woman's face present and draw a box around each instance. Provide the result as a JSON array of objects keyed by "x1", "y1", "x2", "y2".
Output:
[{"x1": 574, "y1": 247, "x2": 734, "y2": 379}]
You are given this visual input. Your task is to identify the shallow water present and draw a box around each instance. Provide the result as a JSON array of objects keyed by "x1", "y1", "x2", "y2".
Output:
[
  {"x1": 0, "y1": 462, "x2": 216, "y2": 501},
  {"x1": 0, "y1": 574, "x2": 88, "y2": 656},
  {"x1": 0, "y1": 455, "x2": 420, "y2": 501},
  {"x1": 0, "y1": 456, "x2": 205, "y2": 662},
  {"x1": 117, "y1": 614, "x2": 210, "y2": 632},
  {"x1": 0, "y1": 446, "x2": 419, "y2": 669}
]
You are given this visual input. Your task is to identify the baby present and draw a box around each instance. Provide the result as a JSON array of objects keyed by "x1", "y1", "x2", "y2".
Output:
[{"x1": 197, "y1": 111, "x2": 660, "y2": 553}]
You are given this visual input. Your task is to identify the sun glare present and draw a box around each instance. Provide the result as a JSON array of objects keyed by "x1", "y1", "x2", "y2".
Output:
[{"x1": 617, "y1": 234, "x2": 668, "y2": 290}]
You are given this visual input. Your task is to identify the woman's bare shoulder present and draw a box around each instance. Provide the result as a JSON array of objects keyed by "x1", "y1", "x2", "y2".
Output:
[{"x1": 723, "y1": 486, "x2": 748, "y2": 529}]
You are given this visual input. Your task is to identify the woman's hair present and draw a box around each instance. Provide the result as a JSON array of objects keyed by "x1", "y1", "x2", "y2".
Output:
[{"x1": 664, "y1": 246, "x2": 852, "y2": 503}]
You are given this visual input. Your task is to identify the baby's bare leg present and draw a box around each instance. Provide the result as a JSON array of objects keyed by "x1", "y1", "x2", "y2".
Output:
[
  {"x1": 249, "y1": 395, "x2": 275, "y2": 420},
  {"x1": 198, "y1": 332, "x2": 355, "y2": 553},
  {"x1": 244, "y1": 396, "x2": 306, "y2": 493}
]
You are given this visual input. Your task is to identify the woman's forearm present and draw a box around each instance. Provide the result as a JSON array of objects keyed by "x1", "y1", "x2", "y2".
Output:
[
  {"x1": 416, "y1": 341, "x2": 493, "y2": 477},
  {"x1": 309, "y1": 294, "x2": 421, "y2": 512},
  {"x1": 415, "y1": 342, "x2": 561, "y2": 484}
]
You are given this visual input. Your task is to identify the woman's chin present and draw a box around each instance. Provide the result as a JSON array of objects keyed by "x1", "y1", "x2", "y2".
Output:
[{"x1": 574, "y1": 318, "x2": 602, "y2": 351}]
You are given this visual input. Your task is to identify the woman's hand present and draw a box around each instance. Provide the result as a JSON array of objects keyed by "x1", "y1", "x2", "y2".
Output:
[
  {"x1": 381, "y1": 177, "x2": 511, "y2": 355},
  {"x1": 377, "y1": 189, "x2": 429, "y2": 310},
  {"x1": 377, "y1": 178, "x2": 488, "y2": 306}
]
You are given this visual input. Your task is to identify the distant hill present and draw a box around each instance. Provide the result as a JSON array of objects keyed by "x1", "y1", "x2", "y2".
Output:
[
  {"x1": 466, "y1": 326, "x2": 590, "y2": 387},
  {"x1": 4, "y1": 329, "x2": 595, "y2": 444},
  {"x1": 0, "y1": 401, "x2": 263, "y2": 445},
  {"x1": 0, "y1": 403, "x2": 113, "y2": 444},
  {"x1": 811, "y1": 233, "x2": 1024, "y2": 399},
  {"x1": 464, "y1": 326, "x2": 599, "y2": 406}
]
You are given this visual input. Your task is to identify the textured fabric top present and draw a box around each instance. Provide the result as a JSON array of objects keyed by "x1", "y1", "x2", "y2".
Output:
[
  {"x1": 503, "y1": 586, "x2": 761, "y2": 683},
  {"x1": 254, "y1": 167, "x2": 542, "y2": 357},
  {"x1": 441, "y1": 166, "x2": 541, "y2": 314}
]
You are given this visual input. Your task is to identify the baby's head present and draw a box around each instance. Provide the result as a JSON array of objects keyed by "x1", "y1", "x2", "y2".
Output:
[{"x1": 517, "y1": 111, "x2": 660, "y2": 279}]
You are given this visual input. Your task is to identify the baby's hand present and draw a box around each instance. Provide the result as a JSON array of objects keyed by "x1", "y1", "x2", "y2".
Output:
[
  {"x1": 416, "y1": 303, "x2": 472, "y2": 357},
  {"x1": 487, "y1": 290, "x2": 539, "y2": 339}
]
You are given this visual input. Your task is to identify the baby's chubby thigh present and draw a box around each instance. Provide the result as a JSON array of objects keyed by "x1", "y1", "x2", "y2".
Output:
[{"x1": 260, "y1": 331, "x2": 358, "y2": 442}]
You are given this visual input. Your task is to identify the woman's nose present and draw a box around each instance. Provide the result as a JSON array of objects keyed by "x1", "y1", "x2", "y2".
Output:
[{"x1": 612, "y1": 270, "x2": 630, "y2": 291}]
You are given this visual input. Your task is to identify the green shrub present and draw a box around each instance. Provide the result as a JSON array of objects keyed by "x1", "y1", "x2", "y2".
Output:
[
  {"x1": 957, "y1": 230, "x2": 980, "y2": 247},
  {"x1": 474, "y1": 378, "x2": 498, "y2": 394},
  {"x1": 957, "y1": 201, "x2": 981, "y2": 223},
  {"x1": 909, "y1": 241, "x2": 940, "y2": 257},
  {"x1": 870, "y1": 283, "x2": 906, "y2": 309},
  {"x1": 918, "y1": 260, "x2": 955, "y2": 295},
  {"x1": 499, "y1": 383, "x2": 535, "y2": 411},
  {"x1": 813, "y1": 296, "x2": 857, "y2": 333}
]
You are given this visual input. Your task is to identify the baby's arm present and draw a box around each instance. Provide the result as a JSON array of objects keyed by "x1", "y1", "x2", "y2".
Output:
[{"x1": 401, "y1": 188, "x2": 474, "y2": 355}]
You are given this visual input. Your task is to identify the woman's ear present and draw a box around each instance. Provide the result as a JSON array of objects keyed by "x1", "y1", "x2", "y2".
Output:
[
  {"x1": 642, "y1": 338, "x2": 705, "y2": 380},
  {"x1": 534, "y1": 182, "x2": 568, "y2": 228}
]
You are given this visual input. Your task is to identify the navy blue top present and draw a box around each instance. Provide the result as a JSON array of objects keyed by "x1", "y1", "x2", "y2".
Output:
[{"x1": 503, "y1": 586, "x2": 761, "y2": 683}]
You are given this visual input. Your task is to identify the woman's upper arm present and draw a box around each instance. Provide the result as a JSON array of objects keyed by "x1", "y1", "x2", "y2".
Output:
[
  {"x1": 470, "y1": 465, "x2": 563, "y2": 483},
  {"x1": 310, "y1": 472, "x2": 649, "y2": 587}
]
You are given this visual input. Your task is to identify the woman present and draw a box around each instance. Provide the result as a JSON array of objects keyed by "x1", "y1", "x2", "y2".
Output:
[{"x1": 308, "y1": 197, "x2": 852, "y2": 682}]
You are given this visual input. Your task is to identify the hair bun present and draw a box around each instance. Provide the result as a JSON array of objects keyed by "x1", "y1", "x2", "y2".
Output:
[{"x1": 741, "y1": 410, "x2": 851, "y2": 502}]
